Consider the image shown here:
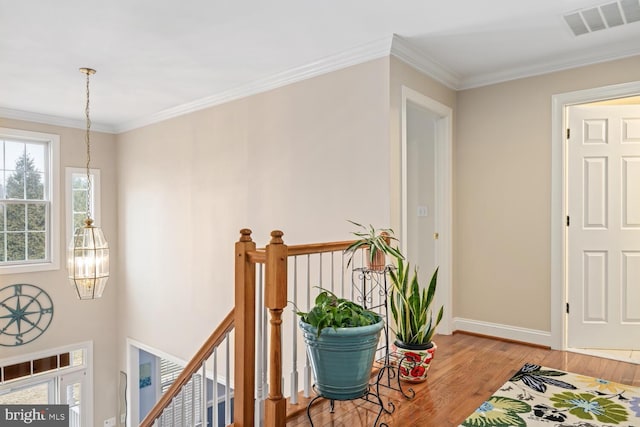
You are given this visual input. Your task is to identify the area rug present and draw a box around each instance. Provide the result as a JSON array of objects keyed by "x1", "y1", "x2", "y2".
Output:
[{"x1": 460, "y1": 363, "x2": 640, "y2": 426}]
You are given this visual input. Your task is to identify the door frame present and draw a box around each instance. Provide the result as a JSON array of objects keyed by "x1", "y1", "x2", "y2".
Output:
[
  {"x1": 400, "y1": 86, "x2": 453, "y2": 334},
  {"x1": 127, "y1": 339, "x2": 180, "y2": 426},
  {"x1": 550, "y1": 80, "x2": 640, "y2": 350}
]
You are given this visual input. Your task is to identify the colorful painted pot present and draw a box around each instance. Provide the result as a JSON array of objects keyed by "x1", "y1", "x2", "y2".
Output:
[{"x1": 393, "y1": 340, "x2": 437, "y2": 383}]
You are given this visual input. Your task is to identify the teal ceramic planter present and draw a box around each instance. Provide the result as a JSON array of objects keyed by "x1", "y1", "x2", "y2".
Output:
[{"x1": 299, "y1": 318, "x2": 384, "y2": 400}]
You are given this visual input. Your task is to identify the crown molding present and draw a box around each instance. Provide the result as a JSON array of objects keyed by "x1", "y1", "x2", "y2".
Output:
[
  {"x1": 115, "y1": 35, "x2": 395, "y2": 133},
  {"x1": 5, "y1": 34, "x2": 638, "y2": 133},
  {"x1": 0, "y1": 107, "x2": 116, "y2": 134},
  {"x1": 458, "y1": 44, "x2": 640, "y2": 90},
  {"x1": 390, "y1": 35, "x2": 461, "y2": 90}
]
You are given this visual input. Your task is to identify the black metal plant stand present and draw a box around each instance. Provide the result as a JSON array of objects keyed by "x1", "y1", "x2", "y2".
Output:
[
  {"x1": 306, "y1": 383, "x2": 395, "y2": 427},
  {"x1": 352, "y1": 267, "x2": 415, "y2": 400}
]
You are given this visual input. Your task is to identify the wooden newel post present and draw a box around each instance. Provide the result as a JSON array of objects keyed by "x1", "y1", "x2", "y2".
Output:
[
  {"x1": 234, "y1": 229, "x2": 256, "y2": 427},
  {"x1": 264, "y1": 230, "x2": 288, "y2": 427}
]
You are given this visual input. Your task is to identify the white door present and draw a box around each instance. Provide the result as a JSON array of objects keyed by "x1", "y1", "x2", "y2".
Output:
[
  {"x1": 59, "y1": 370, "x2": 87, "y2": 427},
  {"x1": 568, "y1": 104, "x2": 640, "y2": 349}
]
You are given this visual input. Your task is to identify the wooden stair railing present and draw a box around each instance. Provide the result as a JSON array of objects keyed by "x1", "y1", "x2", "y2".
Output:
[
  {"x1": 139, "y1": 309, "x2": 235, "y2": 427},
  {"x1": 233, "y1": 229, "x2": 356, "y2": 427},
  {"x1": 139, "y1": 229, "x2": 357, "y2": 427}
]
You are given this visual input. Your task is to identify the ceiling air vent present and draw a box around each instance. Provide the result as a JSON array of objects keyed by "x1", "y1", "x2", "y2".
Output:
[{"x1": 564, "y1": 0, "x2": 640, "y2": 36}]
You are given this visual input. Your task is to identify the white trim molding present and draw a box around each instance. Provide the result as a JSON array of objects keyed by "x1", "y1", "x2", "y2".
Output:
[
  {"x1": 0, "y1": 107, "x2": 117, "y2": 134},
  {"x1": 391, "y1": 35, "x2": 461, "y2": 90},
  {"x1": 460, "y1": 46, "x2": 640, "y2": 90},
  {"x1": 116, "y1": 35, "x2": 395, "y2": 133},
  {"x1": 4, "y1": 34, "x2": 639, "y2": 133},
  {"x1": 453, "y1": 317, "x2": 552, "y2": 348}
]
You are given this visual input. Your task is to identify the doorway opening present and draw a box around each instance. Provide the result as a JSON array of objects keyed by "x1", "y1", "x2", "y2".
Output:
[
  {"x1": 551, "y1": 81, "x2": 640, "y2": 363},
  {"x1": 127, "y1": 339, "x2": 234, "y2": 426},
  {"x1": 0, "y1": 342, "x2": 93, "y2": 426},
  {"x1": 400, "y1": 86, "x2": 453, "y2": 334}
]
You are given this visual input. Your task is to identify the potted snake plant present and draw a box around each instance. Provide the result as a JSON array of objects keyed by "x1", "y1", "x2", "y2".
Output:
[
  {"x1": 344, "y1": 221, "x2": 404, "y2": 271},
  {"x1": 389, "y1": 255, "x2": 443, "y2": 383},
  {"x1": 296, "y1": 289, "x2": 384, "y2": 400}
]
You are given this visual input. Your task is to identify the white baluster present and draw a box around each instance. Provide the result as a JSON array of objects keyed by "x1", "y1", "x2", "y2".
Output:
[{"x1": 225, "y1": 337, "x2": 231, "y2": 426}]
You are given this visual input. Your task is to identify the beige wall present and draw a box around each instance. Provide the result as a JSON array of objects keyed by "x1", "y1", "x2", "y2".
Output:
[
  {"x1": 455, "y1": 55, "x2": 640, "y2": 332},
  {"x1": 0, "y1": 118, "x2": 118, "y2": 426},
  {"x1": 5, "y1": 51, "x2": 639, "y2": 423},
  {"x1": 116, "y1": 58, "x2": 391, "y2": 368}
]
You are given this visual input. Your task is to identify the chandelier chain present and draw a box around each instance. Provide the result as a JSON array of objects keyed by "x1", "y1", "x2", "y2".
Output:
[{"x1": 84, "y1": 69, "x2": 93, "y2": 221}]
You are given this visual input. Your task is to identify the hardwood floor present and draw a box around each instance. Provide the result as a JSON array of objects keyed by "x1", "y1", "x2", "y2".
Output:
[{"x1": 285, "y1": 332, "x2": 640, "y2": 427}]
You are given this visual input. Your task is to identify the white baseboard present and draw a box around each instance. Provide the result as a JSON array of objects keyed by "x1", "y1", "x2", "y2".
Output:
[{"x1": 453, "y1": 317, "x2": 552, "y2": 348}]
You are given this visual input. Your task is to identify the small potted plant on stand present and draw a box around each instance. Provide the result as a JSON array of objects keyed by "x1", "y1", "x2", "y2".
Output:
[
  {"x1": 389, "y1": 256, "x2": 443, "y2": 383},
  {"x1": 344, "y1": 221, "x2": 404, "y2": 271},
  {"x1": 296, "y1": 290, "x2": 384, "y2": 400}
]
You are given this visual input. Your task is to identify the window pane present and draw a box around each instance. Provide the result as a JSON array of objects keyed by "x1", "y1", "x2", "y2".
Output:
[
  {"x1": 73, "y1": 213, "x2": 85, "y2": 231},
  {"x1": 27, "y1": 232, "x2": 45, "y2": 260},
  {"x1": 27, "y1": 203, "x2": 46, "y2": 231},
  {"x1": 25, "y1": 143, "x2": 45, "y2": 174},
  {"x1": 64, "y1": 381, "x2": 82, "y2": 426},
  {"x1": 0, "y1": 204, "x2": 4, "y2": 229},
  {"x1": 73, "y1": 188, "x2": 87, "y2": 212},
  {"x1": 4, "y1": 141, "x2": 24, "y2": 173},
  {"x1": 3, "y1": 361, "x2": 31, "y2": 381},
  {"x1": 6, "y1": 204, "x2": 25, "y2": 231},
  {"x1": 0, "y1": 382, "x2": 49, "y2": 405},
  {"x1": 5, "y1": 167, "x2": 25, "y2": 199},
  {"x1": 26, "y1": 171, "x2": 44, "y2": 200},
  {"x1": 33, "y1": 356, "x2": 59, "y2": 374},
  {"x1": 7, "y1": 232, "x2": 25, "y2": 261},
  {"x1": 70, "y1": 349, "x2": 84, "y2": 367},
  {"x1": 0, "y1": 232, "x2": 5, "y2": 261},
  {"x1": 72, "y1": 175, "x2": 87, "y2": 190}
]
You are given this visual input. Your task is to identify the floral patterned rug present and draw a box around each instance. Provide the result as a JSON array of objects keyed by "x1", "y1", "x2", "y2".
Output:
[{"x1": 460, "y1": 363, "x2": 640, "y2": 426}]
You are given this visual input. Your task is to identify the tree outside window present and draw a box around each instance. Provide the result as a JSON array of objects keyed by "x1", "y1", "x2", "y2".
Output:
[
  {"x1": 66, "y1": 167, "x2": 100, "y2": 244},
  {"x1": 0, "y1": 141, "x2": 48, "y2": 264}
]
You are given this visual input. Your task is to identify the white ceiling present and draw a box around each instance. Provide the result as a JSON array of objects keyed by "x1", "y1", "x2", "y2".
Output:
[{"x1": 2, "y1": 0, "x2": 640, "y2": 133}]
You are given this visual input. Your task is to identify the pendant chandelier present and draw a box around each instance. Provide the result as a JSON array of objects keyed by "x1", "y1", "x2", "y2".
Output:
[{"x1": 67, "y1": 67, "x2": 110, "y2": 300}]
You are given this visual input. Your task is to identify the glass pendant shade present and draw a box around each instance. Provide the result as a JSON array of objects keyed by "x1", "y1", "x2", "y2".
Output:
[{"x1": 68, "y1": 218, "x2": 109, "y2": 299}]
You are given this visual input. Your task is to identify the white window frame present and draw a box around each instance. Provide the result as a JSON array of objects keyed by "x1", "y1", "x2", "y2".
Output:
[
  {"x1": 0, "y1": 341, "x2": 93, "y2": 426},
  {"x1": 0, "y1": 127, "x2": 60, "y2": 274},
  {"x1": 65, "y1": 167, "x2": 101, "y2": 246}
]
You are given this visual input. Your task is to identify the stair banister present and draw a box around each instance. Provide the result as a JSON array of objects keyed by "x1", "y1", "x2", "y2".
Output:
[
  {"x1": 233, "y1": 229, "x2": 257, "y2": 427},
  {"x1": 139, "y1": 309, "x2": 235, "y2": 427},
  {"x1": 140, "y1": 229, "x2": 359, "y2": 427},
  {"x1": 264, "y1": 231, "x2": 288, "y2": 425}
]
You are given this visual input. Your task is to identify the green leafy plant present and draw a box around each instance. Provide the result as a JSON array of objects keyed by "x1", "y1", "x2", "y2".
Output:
[
  {"x1": 344, "y1": 221, "x2": 404, "y2": 268},
  {"x1": 296, "y1": 289, "x2": 381, "y2": 337},
  {"x1": 389, "y1": 256, "x2": 443, "y2": 346}
]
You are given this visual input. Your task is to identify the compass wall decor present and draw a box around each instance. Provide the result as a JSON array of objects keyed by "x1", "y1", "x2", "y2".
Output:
[{"x1": 0, "y1": 284, "x2": 54, "y2": 347}]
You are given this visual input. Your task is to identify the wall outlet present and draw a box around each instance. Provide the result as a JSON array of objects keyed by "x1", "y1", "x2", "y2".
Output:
[
  {"x1": 104, "y1": 417, "x2": 116, "y2": 427},
  {"x1": 417, "y1": 205, "x2": 428, "y2": 217}
]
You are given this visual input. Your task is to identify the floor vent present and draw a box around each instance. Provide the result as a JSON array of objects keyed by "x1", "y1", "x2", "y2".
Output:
[{"x1": 564, "y1": 0, "x2": 640, "y2": 36}]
